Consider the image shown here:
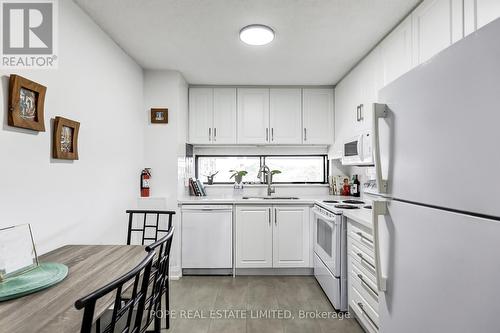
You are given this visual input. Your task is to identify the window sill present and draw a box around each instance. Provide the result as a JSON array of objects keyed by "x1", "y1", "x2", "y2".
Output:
[{"x1": 203, "y1": 184, "x2": 328, "y2": 188}]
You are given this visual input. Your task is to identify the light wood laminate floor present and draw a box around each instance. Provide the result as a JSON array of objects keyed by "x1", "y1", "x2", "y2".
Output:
[{"x1": 164, "y1": 276, "x2": 364, "y2": 333}]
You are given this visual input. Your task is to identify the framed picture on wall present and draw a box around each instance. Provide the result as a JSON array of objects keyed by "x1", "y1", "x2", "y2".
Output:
[
  {"x1": 53, "y1": 116, "x2": 80, "y2": 160},
  {"x1": 8, "y1": 75, "x2": 47, "y2": 131},
  {"x1": 150, "y1": 108, "x2": 168, "y2": 124}
]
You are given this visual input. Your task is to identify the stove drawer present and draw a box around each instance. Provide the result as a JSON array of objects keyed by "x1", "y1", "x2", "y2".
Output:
[{"x1": 313, "y1": 253, "x2": 343, "y2": 311}]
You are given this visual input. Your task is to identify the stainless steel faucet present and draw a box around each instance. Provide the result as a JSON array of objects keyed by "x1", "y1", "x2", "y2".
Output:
[{"x1": 257, "y1": 164, "x2": 275, "y2": 196}]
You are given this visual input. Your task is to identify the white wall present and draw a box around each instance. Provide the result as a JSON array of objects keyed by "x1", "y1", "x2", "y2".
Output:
[
  {"x1": 143, "y1": 70, "x2": 188, "y2": 277},
  {"x1": 0, "y1": 0, "x2": 144, "y2": 254}
]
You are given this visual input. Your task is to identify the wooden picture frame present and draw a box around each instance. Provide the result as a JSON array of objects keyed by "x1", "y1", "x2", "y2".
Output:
[
  {"x1": 53, "y1": 117, "x2": 80, "y2": 160},
  {"x1": 150, "y1": 108, "x2": 168, "y2": 124},
  {"x1": 8, "y1": 75, "x2": 47, "y2": 131}
]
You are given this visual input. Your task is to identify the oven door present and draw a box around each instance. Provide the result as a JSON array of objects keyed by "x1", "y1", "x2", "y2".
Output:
[{"x1": 313, "y1": 206, "x2": 341, "y2": 277}]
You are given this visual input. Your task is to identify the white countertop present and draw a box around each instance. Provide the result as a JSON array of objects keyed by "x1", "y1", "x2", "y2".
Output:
[{"x1": 178, "y1": 194, "x2": 373, "y2": 228}]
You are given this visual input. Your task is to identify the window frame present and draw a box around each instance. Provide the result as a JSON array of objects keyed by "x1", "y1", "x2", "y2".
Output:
[{"x1": 195, "y1": 154, "x2": 328, "y2": 185}]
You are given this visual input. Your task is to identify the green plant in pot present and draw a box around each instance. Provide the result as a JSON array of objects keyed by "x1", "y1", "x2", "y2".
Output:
[
  {"x1": 229, "y1": 170, "x2": 248, "y2": 185},
  {"x1": 270, "y1": 169, "x2": 281, "y2": 182}
]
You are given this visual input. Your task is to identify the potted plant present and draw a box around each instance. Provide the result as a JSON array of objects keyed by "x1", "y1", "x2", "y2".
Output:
[
  {"x1": 204, "y1": 171, "x2": 219, "y2": 185},
  {"x1": 229, "y1": 170, "x2": 248, "y2": 189}
]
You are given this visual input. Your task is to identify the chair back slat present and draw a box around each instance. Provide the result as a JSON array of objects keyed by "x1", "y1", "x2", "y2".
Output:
[
  {"x1": 75, "y1": 252, "x2": 155, "y2": 333},
  {"x1": 125, "y1": 210, "x2": 175, "y2": 245},
  {"x1": 140, "y1": 227, "x2": 175, "y2": 332}
]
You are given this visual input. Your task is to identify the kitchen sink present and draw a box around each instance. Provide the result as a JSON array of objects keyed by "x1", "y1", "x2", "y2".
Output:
[{"x1": 242, "y1": 196, "x2": 299, "y2": 200}]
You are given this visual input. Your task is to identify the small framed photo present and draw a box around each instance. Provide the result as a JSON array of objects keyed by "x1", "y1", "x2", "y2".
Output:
[
  {"x1": 53, "y1": 116, "x2": 80, "y2": 160},
  {"x1": 8, "y1": 75, "x2": 47, "y2": 132},
  {"x1": 151, "y1": 108, "x2": 168, "y2": 124}
]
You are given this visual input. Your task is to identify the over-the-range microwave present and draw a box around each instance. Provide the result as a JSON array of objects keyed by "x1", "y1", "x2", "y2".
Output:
[{"x1": 341, "y1": 131, "x2": 374, "y2": 166}]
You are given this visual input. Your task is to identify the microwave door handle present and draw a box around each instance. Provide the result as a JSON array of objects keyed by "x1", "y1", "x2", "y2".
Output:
[{"x1": 357, "y1": 134, "x2": 363, "y2": 162}]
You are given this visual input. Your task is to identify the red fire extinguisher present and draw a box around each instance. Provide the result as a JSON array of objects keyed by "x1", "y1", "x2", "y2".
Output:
[{"x1": 140, "y1": 168, "x2": 151, "y2": 197}]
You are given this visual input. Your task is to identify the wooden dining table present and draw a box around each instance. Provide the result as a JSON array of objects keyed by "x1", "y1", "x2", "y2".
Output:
[{"x1": 0, "y1": 245, "x2": 147, "y2": 333}]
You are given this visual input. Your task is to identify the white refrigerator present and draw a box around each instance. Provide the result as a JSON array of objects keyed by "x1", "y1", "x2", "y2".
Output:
[{"x1": 367, "y1": 18, "x2": 500, "y2": 333}]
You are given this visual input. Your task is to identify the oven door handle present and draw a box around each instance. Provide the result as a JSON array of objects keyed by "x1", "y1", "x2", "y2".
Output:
[{"x1": 312, "y1": 207, "x2": 337, "y2": 224}]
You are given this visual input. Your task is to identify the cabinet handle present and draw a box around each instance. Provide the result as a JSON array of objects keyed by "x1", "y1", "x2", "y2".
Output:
[
  {"x1": 360, "y1": 104, "x2": 364, "y2": 121},
  {"x1": 356, "y1": 105, "x2": 360, "y2": 122},
  {"x1": 266, "y1": 128, "x2": 269, "y2": 142},
  {"x1": 274, "y1": 208, "x2": 277, "y2": 225},
  {"x1": 357, "y1": 273, "x2": 379, "y2": 297},
  {"x1": 357, "y1": 252, "x2": 375, "y2": 270},
  {"x1": 208, "y1": 128, "x2": 211, "y2": 141},
  {"x1": 268, "y1": 208, "x2": 271, "y2": 226},
  {"x1": 213, "y1": 128, "x2": 217, "y2": 141},
  {"x1": 271, "y1": 128, "x2": 274, "y2": 142},
  {"x1": 304, "y1": 128, "x2": 307, "y2": 141},
  {"x1": 356, "y1": 232, "x2": 373, "y2": 244},
  {"x1": 357, "y1": 302, "x2": 379, "y2": 330}
]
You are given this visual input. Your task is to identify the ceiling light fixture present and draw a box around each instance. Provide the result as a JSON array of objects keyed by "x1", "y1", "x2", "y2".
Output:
[{"x1": 239, "y1": 24, "x2": 275, "y2": 46}]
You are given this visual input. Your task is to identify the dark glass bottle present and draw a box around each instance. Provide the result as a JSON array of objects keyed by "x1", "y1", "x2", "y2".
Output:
[{"x1": 351, "y1": 175, "x2": 361, "y2": 197}]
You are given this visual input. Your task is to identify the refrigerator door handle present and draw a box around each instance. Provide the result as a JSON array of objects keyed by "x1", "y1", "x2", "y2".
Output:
[
  {"x1": 372, "y1": 103, "x2": 388, "y2": 193},
  {"x1": 373, "y1": 200, "x2": 387, "y2": 292}
]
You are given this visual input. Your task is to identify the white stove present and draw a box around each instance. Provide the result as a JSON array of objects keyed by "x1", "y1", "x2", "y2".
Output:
[{"x1": 312, "y1": 198, "x2": 367, "y2": 312}]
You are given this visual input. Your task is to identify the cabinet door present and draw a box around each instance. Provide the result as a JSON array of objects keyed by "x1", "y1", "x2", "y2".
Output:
[
  {"x1": 302, "y1": 88, "x2": 334, "y2": 144},
  {"x1": 235, "y1": 206, "x2": 273, "y2": 268},
  {"x1": 213, "y1": 88, "x2": 237, "y2": 144},
  {"x1": 358, "y1": 48, "x2": 383, "y2": 132},
  {"x1": 269, "y1": 88, "x2": 302, "y2": 144},
  {"x1": 189, "y1": 88, "x2": 213, "y2": 144},
  {"x1": 412, "y1": 0, "x2": 463, "y2": 65},
  {"x1": 464, "y1": 0, "x2": 500, "y2": 35},
  {"x1": 380, "y1": 15, "x2": 414, "y2": 86},
  {"x1": 272, "y1": 206, "x2": 310, "y2": 268},
  {"x1": 333, "y1": 79, "x2": 353, "y2": 154},
  {"x1": 237, "y1": 88, "x2": 270, "y2": 144}
]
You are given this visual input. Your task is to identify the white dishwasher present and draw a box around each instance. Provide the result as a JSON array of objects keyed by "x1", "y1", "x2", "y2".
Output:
[{"x1": 181, "y1": 205, "x2": 232, "y2": 272}]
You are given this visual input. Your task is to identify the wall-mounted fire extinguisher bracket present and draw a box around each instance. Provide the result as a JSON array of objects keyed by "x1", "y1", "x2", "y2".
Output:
[{"x1": 140, "y1": 168, "x2": 152, "y2": 197}]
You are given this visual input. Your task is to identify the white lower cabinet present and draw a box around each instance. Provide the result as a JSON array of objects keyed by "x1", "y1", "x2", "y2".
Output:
[
  {"x1": 272, "y1": 206, "x2": 310, "y2": 267},
  {"x1": 235, "y1": 205, "x2": 310, "y2": 269},
  {"x1": 235, "y1": 206, "x2": 273, "y2": 268},
  {"x1": 347, "y1": 218, "x2": 379, "y2": 333}
]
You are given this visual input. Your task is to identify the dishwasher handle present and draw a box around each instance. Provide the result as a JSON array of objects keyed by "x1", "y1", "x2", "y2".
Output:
[{"x1": 181, "y1": 205, "x2": 233, "y2": 212}]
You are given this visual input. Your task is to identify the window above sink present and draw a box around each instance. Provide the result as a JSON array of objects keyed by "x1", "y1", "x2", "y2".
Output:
[{"x1": 195, "y1": 154, "x2": 328, "y2": 185}]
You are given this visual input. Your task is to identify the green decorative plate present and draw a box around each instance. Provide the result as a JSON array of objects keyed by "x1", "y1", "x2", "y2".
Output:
[{"x1": 0, "y1": 263, "x2": 68, "y2": 301}]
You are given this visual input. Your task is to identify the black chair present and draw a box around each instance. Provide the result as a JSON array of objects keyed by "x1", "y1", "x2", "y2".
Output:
[
  {"x1": 75, "y1": 251, "x2": 155, "y2": 333},
  {"x1": 141, "y1": 227, "x2": 175, "y2": 332},
  {"x1": 126, "y1": 210, "x2": 175, "y2": 245}
]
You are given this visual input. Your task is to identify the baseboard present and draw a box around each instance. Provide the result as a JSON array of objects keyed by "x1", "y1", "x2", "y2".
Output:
[
  {"x1": 182, "y1": 268, "x2": 233, "y2": 275},
  {"x1": 235, "y1": 267, "x2": 313, "y2": 276},
  {"x1": 170, "y1": 266, "x2": 182, "y2": 280}
]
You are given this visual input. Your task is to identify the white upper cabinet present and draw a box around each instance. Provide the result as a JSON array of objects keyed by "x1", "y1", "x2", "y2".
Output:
[
  {"x1": 189, "y1": 87, "x2": 236, "y2": 144},
  {"x1": 213, "y1": 88, "x2": 237, "y2": 144},
  {"x1": 237, "y1": 88, "x2": 270, "y2": 144},
  {"x1": 412, "y1": 0, "x2": 463, "y2": 65},
  {"x1": 269, "y1": 88, "x2": 302, "y2": 144},
  {"x1": 302, "y1": 88, "x2": 334, "y2": 144},
  {"x1": 380, "y1": 15, "x2": 414, "y2": 86},
  {"x1": 189, "y1": 88, "x2": 213, "y2": 144},
  {"x1": 464, "y1": 0, "x2": 500, "y2": 35},
  {"x1": 272, "y1": 206, "x2": 310, "y2": 268}
]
